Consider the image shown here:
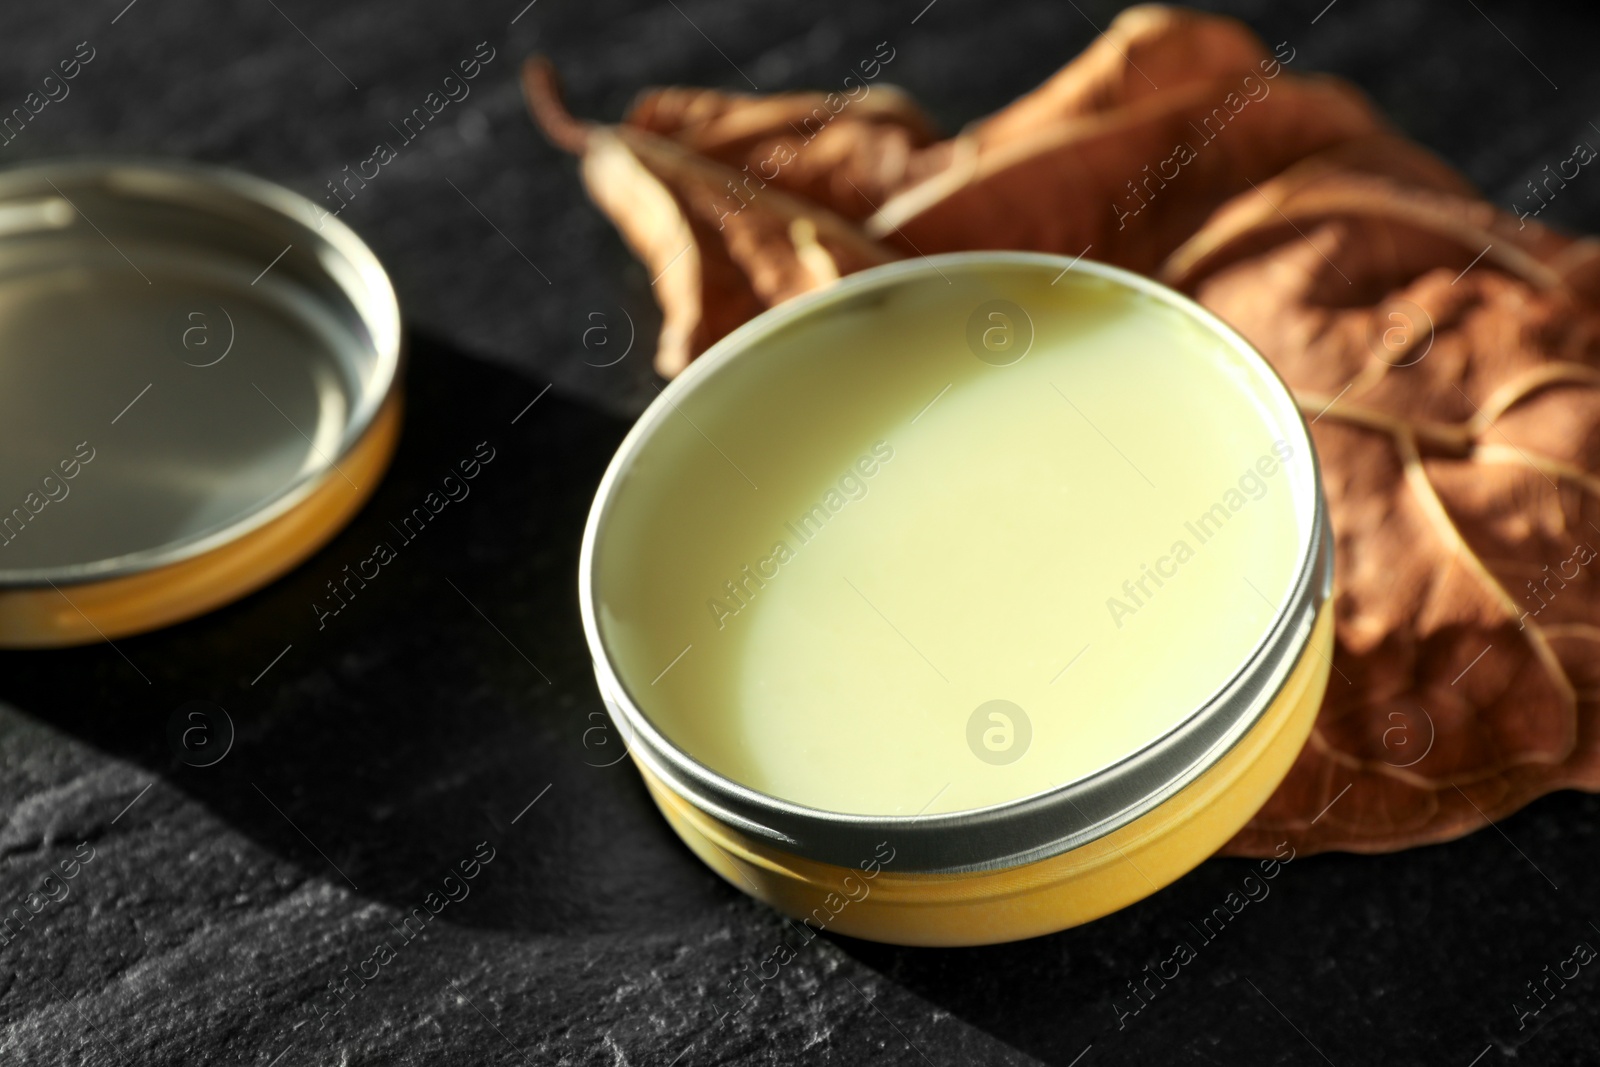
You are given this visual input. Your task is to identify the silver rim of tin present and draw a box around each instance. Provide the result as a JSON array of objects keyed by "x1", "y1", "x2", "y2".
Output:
[
  {"x1": 0, "y1": 158, "x2": 401, "y2": 587},
  {"x1": 579, "y1": 251, "x2": 1331, "y2": 875}
]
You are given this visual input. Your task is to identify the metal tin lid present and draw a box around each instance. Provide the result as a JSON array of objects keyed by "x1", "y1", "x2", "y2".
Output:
[
  {"x1": 0, "y1": 160, "x2": 401, "y2": 646},
  {"x1": 581, "y1": 252, "x2": 1331, "y2": 874}
]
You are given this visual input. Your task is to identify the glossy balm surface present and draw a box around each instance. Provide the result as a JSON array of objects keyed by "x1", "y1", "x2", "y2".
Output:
[{"x1": 594, "y1": 263, "x2": 1314, "y2": 817}]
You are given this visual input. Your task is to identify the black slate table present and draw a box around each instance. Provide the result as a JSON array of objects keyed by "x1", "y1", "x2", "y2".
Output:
[{"x1": 3, "y1": 1, "x2": 1599, "y2": 1064}]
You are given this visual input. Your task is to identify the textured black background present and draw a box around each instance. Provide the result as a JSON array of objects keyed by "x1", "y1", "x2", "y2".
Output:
[{"x1": 2, "y1": 1, "x2": 1599, "y2": 1064}]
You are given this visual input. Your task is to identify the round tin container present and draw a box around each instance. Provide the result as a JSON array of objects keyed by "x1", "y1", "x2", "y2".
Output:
[
  {"x1": 0, "y1": 160, "x2": 401, "y2": 647},
  {"x1": 580, "y1": 252, "x2": 1332, "y2": 946}
]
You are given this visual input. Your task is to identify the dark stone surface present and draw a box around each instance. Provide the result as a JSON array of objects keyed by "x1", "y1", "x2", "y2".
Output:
[{"x1": 2, "y1": 1, "x2": 1600, "y2": 1064}]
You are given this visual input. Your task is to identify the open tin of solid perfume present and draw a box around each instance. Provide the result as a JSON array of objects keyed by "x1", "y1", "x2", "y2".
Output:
[
  {"x1": 581, "y1": 252, "x2": 1333, "y2": 946},
  {"x1": 0, "y1": 160, "x2": 402, "y2": 647}
]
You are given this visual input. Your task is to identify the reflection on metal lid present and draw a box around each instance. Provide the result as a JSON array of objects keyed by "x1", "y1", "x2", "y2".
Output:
[
  {"x1": 0, "y1": 196, "x2": 74, "y2": 237},
  {"x1": 0, "y1": 159, "x2": 401, "y2": 602}
]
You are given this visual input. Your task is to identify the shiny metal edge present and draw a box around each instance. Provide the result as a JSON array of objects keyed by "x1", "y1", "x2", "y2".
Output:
[
  {"x1": 0, "y1": 158, "x2": 403, "y2": 587},
  {"x1": 579, "y1": 251, "x2": 1330, "y2": 874}
]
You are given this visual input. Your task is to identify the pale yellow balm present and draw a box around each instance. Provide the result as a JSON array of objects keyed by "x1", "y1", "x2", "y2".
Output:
[{"x1": 592, "y1": 259, "x2": 1315, "y2": 820}]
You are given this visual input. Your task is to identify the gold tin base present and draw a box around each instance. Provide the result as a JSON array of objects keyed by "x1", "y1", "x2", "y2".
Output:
[
  {"x1": 0, "y1": 393, "x2": 402, "y2": 649},
  {"x1": 638, "y1": 602, "x2": 1333, "y2": 947}
]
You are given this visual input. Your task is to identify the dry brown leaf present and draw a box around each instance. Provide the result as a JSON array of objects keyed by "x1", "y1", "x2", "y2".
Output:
[
  {"x1": 524, "y1": 59, "x2": 897, "y2": 376},
  {"x1": 870, "y1": 73, "x2": 1387, "y2": 274},
  {"x1": 1162, "y1": 154, "x2": 1600, "y2": 854},
  {"x1": 526, "y1": 6, "x2": 1600, "y2": 857},
  {"x1": 623, "y1": 80, "x2": 942, "y2": 219},
  {"x1": 968, "y1": 4, "x2": 1284, "y2": 145}
]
